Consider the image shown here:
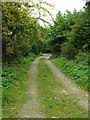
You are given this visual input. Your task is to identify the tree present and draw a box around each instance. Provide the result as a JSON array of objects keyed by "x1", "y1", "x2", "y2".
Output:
[
  {"x1": 69, "y1": 7, "x2": 90, "y2": 52},
  {"x1": 2, "y1": 1, "x2": 53, "y2": 63},
  {"x1": 45, "y1": 10, "x2": 78, "y2": 55}
]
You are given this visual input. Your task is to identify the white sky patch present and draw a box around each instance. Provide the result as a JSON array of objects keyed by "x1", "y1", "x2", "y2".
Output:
[
  {"x1": 45, "y1": 0, "x2": 86, "y2": 16},
  {"x1": 39, "y1": 0, "x2": 86, "y2": 26}
]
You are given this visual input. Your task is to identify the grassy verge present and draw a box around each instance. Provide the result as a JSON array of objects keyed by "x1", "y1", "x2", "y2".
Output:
[
  {"x1": 2, "y1": 54, "x2": 36, "y2": 118},
  {"x1": 51, "y1": 57, "x2": 88, "y2": 91},
  {"x1": 37, "y1": 59, "x2": 88, "y2": 118}
]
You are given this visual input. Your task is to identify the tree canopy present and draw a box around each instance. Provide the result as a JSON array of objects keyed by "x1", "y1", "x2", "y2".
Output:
[
  {"x1": 2, "y1": 1, "x2": 90, "y2": 64},
  {"x1": 44, "y1": 3, "x2": 90, "y2": 60},
  {"x1": 2, "y1": 1, "x2": 53, "y2": 62}
]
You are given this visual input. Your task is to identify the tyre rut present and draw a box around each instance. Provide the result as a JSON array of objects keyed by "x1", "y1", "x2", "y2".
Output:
[
  {"x1": 19, "y1": 57, "x2": 45, "y2": 118},
  {"x1": 44, "y1": 56, "x2": 88, "y2": 112}
]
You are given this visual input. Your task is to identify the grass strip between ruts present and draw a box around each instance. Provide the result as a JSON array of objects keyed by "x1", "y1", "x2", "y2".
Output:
[{"x1": 37, "y1": 58, "x2": 88, "y2": 118}]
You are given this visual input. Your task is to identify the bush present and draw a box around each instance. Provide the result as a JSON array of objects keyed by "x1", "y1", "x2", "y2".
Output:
[
  {"x1": 61, "y1": 42, "x2": 77, "y2": 59},
  {"x1": 2, "y1": 66, "x2": 18, "y2": 88},
  {"x1": 75, "y1": 51, "x2": 88, "y2": 65}
]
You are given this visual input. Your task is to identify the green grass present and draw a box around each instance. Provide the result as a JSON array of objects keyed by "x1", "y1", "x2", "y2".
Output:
[
  {"x1": 2, "y1": 54, "x2": 36, "y2": 118},
  {"x1": 37, "y1": 59, "x2": 88, "y2": 118},
  {"x1": 51, "y1": 57, "x2": 88, "y2": 91}
]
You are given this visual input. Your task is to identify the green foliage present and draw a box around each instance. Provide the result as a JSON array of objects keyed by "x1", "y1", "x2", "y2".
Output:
[
  {"x1": 2, "y1": 55, "x2": 36, "y2": 117},
  {"x1": 44, "y1": 4, "x2": 89, "y2": 92},
  {"x1": 69, "y1": 10, "x2": 90, "y2": 52},
  {"x1": 2, "y1": 2, "x2": 41, "y2": 58},
  {"x1": 45, "y1": 10, "x2": 79, "y2": 56},
  {"x1": 75, "y1": 51, "x2": 88, "y2": 65},
  {"x1": 2, "y1": 68, "x2": 17, "y2": 88},
  {"x1": 51, "y1": 57, "x2": 88, "y2": 90},
  {"x1": 2, "y1": 1, "x2": 53, "y2": 63},
  {"x1": 44, "y1": 4, "x2": 90, "y2": 60},
  {"x1": 61, "y1": 42, "x2": 77, "y2": 59}
]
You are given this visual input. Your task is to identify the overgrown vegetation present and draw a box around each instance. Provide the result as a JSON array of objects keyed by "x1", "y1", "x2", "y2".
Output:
[
  {"x1": 2, "y1": 54, "x2": 36, "y2": 117},
  {"x1": 2, "y1": 1, "x2": 53, "y2": 117},
  {"x1": 51, "y1": 56, "x2": 88, "y2": 91},
  {"x1": 43, "y1": 1, "x2": 89, "y2": 90},
  {"x1": 2, "y1": 0, "x2": 90, "y2": 118},
  {"x1": 37, "y1": 59, "x2": 88, "y2": 118},
  {"x1": 2, "y1": 1, "x2": 53, "y2": 63},
  {"x1": 44, "y1": 2, "x2": 90, "y2": 59}
]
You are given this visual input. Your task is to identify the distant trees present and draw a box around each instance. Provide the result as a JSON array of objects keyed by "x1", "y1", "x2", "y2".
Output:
[
  {"x1": 45, "y1": 10, "x2": 78, "y2": 56},
  {"x1": 45, "y1": 3, "x2": 90, "y2": 60}
]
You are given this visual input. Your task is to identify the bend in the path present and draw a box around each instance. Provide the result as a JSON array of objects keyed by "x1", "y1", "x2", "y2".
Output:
[
  {"x1": 44, "y1": 56, "x2": 88, "y2": 112},
  {"x1": 19, "y1": 57, "x2": 45, "y2": 118}
]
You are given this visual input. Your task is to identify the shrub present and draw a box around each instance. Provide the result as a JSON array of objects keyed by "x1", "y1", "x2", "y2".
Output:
[
  {"x1": 61, "y1": 42, "x2": 77, "y2": 59},
  {"x1": 75, "y1": 51, "x2": 88, "y2": 65}
]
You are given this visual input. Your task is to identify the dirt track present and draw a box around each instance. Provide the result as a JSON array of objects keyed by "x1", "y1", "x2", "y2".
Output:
[
  {"x1": 19, "y1": 55, "x2": 88, "y2": 118},
  {"x1": 19, "y1": 57, "x2": 45, "y2": 118}
]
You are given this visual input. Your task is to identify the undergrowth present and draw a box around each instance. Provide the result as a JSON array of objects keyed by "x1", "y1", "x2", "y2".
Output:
[
  {"x1": 2, "y1": 54, "x2": 36, "y2": 118},
  {"x1": 51, "y1": 56, "x2": 88, "y2": 91}
]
